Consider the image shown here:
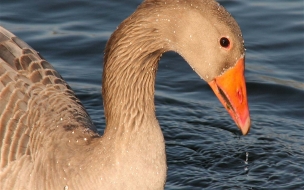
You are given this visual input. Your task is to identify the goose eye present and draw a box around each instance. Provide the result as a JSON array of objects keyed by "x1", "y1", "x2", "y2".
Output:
[{"x1": 220, "y1": 37, "x2": 230, "y2": 48}]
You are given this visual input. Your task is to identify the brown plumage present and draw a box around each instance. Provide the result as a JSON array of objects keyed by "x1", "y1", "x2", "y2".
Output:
[{"x1": 0, "y1": 0, "x2": 250, "y2": 189}]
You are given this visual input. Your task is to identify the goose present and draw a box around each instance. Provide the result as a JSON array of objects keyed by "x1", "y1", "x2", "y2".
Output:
[{"x1": 0, "y1": 0, "x2": 250, "y2": 189}]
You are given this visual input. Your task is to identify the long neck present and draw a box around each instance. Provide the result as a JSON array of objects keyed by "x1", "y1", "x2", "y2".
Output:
[
  {"x1": 102, "y1": 15, "x2": 169, "y2": 135},
  {"x1": 101, "y1": 0, "x2": 223, "y2": 136}
]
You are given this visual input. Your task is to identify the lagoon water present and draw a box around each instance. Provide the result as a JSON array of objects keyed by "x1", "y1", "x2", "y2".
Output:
[{"x1": 1, "y1": 0, "x2": 303, "y2": 189}]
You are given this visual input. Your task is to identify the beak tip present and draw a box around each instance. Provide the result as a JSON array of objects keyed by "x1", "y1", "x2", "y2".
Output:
[{"x1": 240, "y1": 117, "x2": 251, "y2": 135}]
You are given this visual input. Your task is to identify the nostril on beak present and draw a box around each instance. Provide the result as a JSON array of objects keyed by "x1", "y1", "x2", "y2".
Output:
[{"x1": 237, "y1": 88, "x2": 243, "y2": 103}]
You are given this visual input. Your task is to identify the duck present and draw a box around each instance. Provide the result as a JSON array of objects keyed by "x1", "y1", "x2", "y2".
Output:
[{"x1": 0, "y1": 0, "x2": 250, "y2": 189}]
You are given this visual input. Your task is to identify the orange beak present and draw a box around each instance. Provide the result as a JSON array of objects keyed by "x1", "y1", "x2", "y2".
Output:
[{"x1": 208, "y1": 57, "x2": 250, "y2": 135}]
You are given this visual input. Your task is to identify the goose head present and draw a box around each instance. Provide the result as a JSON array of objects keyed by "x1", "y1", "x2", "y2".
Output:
[{"x1": 140, "y1": 0, "x2": 251, "y2": 134}]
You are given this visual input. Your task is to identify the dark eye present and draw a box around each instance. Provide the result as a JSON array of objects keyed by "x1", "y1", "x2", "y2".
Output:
[{"x1": 220, "y1": 37, "x2": 230, "y2": 48}]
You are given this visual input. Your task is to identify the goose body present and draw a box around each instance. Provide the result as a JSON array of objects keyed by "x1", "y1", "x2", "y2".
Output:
[{"x1": 0, "y1": 0, "x2": 250, "y2": 189}]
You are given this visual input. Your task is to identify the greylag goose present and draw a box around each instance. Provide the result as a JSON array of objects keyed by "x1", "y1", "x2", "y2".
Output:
[{"x1": 0, "y1": 0, "x2": 250, "y2": 189}]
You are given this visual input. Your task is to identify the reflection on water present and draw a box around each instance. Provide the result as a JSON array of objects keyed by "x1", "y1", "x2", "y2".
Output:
[{"x1": 259, "y1": 75, "x2": 303, "y2": 90}]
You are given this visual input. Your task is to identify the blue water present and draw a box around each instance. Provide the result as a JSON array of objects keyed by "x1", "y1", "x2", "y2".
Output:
[{"x1": 1, "y1": 0, "x2": 303, "y2": 189}]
